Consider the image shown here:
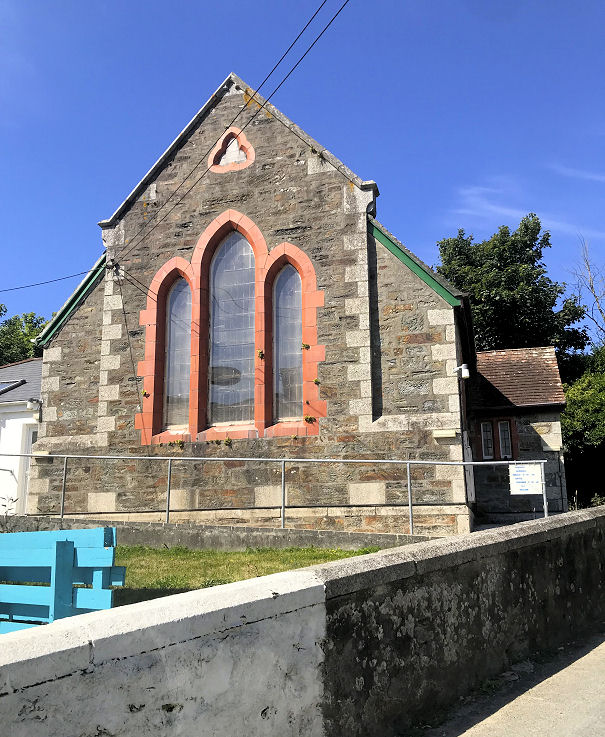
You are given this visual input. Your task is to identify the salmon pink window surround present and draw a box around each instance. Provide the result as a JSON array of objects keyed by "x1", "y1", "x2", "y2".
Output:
[{"x1": 135, "y1": 210, "x2": 326, "y2": 445}]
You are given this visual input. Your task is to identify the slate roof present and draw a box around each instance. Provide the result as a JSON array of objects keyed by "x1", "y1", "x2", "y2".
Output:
[
  {"x1": 471, "y1": 347, "x2": 565, "y2": 411},
  {"x1": 0, "y1": 358, "x2": 42, "y2": 403}
]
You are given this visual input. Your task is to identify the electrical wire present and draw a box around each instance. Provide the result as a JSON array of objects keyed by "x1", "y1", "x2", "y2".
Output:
[
  {"x1": 114, "y1": 268, "x2": 152, "y2": 448},
  {"x1": 114, "y1": 0, "x2": 353, "y2": 265},
  {"x1": 0, "y1": 0, "x2": 334, "y2": 296},
  {"x1": 0, "y1": 271, "x2": 90, "y2": 294},
  {"x1": 0, "y1": 0, "x2": 353, "y2": 295}
]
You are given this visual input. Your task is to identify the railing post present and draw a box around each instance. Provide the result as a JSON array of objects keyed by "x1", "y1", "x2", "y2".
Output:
[
  {"x1": 407, "y1": 461, "x2": 414, "y2": 535},
  {"x1": 281, "y1": 459, "x2": 286, "y2": 529},
  {"x1": 165, "y1": 458, "x2": 173, "y2": 524},
  {"x1": 60, "y1": 456, "x2": 68, "y2": 520},
  {"x1": 540, "y1": 462, "x2": 549, "y2": 518}
]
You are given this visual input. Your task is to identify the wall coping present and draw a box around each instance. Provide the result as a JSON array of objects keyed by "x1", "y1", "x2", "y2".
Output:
[{"x1": 2, "y1": 508, "x2": 604, "y2": 696}]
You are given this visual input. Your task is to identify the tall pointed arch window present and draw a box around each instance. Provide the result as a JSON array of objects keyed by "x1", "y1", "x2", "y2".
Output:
[
  {"x1": 163, "y1": 278, "x2": 192, "y2": 430},
  {"x1": 273, "y1": 265, "x2": 303, "y2": 421},
  {"x1": 209, "y1": 232, "x2": 255, "y2": 424}
]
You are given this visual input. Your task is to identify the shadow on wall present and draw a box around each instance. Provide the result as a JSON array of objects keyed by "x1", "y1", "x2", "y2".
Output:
[
  {"x1": 473, "y1": 422, "x2": 565, "y2": 517},
  {"x1": 113, "y1": 587, "x2": 194, "y2": 607}
]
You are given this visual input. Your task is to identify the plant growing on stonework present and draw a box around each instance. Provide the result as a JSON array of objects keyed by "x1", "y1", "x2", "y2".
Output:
[
  {"x1": 0, "y1": 495, "x2": 18, "y2": 532},
  {"x1": 224, "y1": 436, "x2": 233, "y2": 448},
  {"x1": 303, "y1": 415, "x2": 316, "y2": 423},
  {"x1": 257, "y1": 350, "x2": 264, "y2": 360},
  {"x1": 313, "y1": 378, "x2": 320, "y2": 385},
  {"x1": 301, "y1": 343, "x2": 310, "y2": 350}
]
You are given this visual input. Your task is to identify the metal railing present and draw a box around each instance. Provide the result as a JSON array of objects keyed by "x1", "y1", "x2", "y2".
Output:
[{"x1": 0, "y1": 452, "x2": 549, "y2": 533}]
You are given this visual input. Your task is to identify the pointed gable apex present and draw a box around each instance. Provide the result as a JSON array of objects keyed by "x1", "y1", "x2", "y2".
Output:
[{"x1": 98, "y1": 72, "x2": 378, "y2": 230}]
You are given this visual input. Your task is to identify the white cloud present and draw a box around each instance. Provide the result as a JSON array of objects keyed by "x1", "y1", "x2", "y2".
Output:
[
  {"x1": 451, "y1": 181, "x2": 605, "y2": 241},
  {"x1": 549, "y1": 164, "x2": 605, "y2": 184}
]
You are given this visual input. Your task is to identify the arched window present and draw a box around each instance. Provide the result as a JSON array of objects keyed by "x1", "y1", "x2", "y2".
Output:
[
  {"x1": 163, "y1": 278, "x2": 191, "y2": 430},
  {"x1": 209, "y1": 232, "x2": 255, "y2": 424},
  {"x1": 273, "y1": 265, "x2": 303, "y2": 421}
]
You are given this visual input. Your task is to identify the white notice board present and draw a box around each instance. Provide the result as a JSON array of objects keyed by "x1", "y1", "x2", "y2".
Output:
[{"x1": 509, "y1": 464, "x2": 543, "y2": 495}]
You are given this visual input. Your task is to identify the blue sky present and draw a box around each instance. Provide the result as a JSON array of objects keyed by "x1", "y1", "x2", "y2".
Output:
[{"x1": 1, "y1": 0, "x2": 604, "y2": 323}]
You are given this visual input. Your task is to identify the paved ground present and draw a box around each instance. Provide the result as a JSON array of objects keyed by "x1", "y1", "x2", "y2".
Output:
[{"x1": 420, "y1": 632, "x2": 605, "y2": 737}]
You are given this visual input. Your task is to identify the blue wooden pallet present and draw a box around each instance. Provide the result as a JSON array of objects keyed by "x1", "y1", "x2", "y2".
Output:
[{"x1": 0, "y1": 527, "x2": 125, "y2": 634}]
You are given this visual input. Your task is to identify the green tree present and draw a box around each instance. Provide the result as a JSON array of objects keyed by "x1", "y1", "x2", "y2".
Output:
[
  {"x1": 436, "y1": 214, "x2": 588, "y2": 378},
  {"x1": 561, "y1": 370, "x2": 605, "y2": 458},
  {"x1": 0, "y1": 305, "x2": 48, "y2": 366},
  {"x1": 561, "y1": 345, "x2": 605, "y2": 506}
]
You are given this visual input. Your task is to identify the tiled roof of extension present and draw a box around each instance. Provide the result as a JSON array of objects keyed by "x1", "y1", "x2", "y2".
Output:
[{"x1": 472, "y1": 346, "x2": 565, "y2": 410}]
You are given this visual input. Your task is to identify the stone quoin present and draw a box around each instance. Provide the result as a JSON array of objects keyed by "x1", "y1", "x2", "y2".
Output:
[{"x1": 29, "y1": 73, "x2": 567, "y2": 534}]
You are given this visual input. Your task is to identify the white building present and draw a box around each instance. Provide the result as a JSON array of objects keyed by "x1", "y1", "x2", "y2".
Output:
[{"x1": 0, "y1": 358, "x2": 41, "y2": 515}]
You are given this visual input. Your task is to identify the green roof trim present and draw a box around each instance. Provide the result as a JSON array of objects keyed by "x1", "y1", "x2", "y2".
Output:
[
  {"x1": 369, "y1": 218, "x2": 462, "y2": 308},
  {"x1": 36, "y1": 253, "x2": 107, "y2": 348}
]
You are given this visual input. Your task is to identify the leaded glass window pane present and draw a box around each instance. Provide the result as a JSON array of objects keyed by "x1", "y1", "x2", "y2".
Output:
[
  {"x1": 481, "y1": 421, "x2": 494, "y2": 460},
  {"x1": 209, "y1": 232, "x2": 255, "y2": 424},
  {"x1": 274, "y1": 265, "x2": 303, "y2": 421},
  {"x1": 163, "y1": 279, "x2": 191, "y2": 430},
  {"x1": 498, "y1": 420, "x2": 512, "y2": 459}
]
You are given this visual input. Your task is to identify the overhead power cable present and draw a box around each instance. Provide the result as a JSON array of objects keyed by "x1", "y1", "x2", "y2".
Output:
[
  {"x1": 0, "y1": 0, "x2": 353, "y2": 296},
  {"x1": 114, "y1": 0, "x2": 353, "y2": 265},
  {"x1": 0, "y1": 271, "x2": 90, "y2": 294}
]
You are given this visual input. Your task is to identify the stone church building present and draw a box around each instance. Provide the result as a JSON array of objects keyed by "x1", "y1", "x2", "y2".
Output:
[{"x1": 29, "y1": 74, "x2": 567, "y2": 535}]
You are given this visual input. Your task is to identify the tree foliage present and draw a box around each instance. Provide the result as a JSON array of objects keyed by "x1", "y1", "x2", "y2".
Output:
[
  {"x1": 0, "y1": 305, "x2": 47, "y2": 366},
  {"x1": 436, "y1": 214, "x2": 588, "y2": 375},
  {"x1": 561, "y1": 345, "x2": 605, "y2": 455}
]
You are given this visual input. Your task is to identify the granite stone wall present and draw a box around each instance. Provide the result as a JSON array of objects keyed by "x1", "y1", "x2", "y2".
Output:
[
  {"x1": 2, "y1": 508, "x2": 603, "y2": 737},
  {"x1": 472, "y1": 410, "x2": 567, "y2": 518},
  {"x1": 30, "y1": 76, "x2": 468, "y2": 534}
]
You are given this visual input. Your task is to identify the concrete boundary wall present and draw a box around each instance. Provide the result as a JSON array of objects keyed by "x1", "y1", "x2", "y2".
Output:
[
  {"x1": 6, "y1": 515, "x2": 432, "y2": 550},
  {"x1": 1, "y1": 508, "x2": 604, "y2": 736}
]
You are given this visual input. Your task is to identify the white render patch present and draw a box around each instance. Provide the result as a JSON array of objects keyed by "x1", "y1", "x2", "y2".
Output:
[
  {"x1": 433, "y1": 377, "x2": 459, "y2": 395},
  {"x1": 100, "y1": 354, "x2": 121, "y2": 371},
  {"x1": 99, "y1": 385, "x2": 120, "y2": 402},
  {"x1": 255, "y1": 485, "x2": 284, "y2": 508},
  {"x1": 97, "y1": 415, "x2": 116, "y2": 433},
  {"x1": 428, "y1": 309, "x2": 454, "y2": 326},
  {"x1": 345, "y1": 330, "x2": 371, "y2": 349},
  {"x1": 0, "y1": 570, "x2": 327, "y2": 737},
  {"x1": 88, "y1": 491, "x2": 117, "y2": 513},
  {"x1": 44, "y1": 347, "x2": 62, "y2": 363},
  {"x1": 307, "y1": 154, "x2": 335, "y2": 175},
  {"x1": 41, "y1": 376, "x2": 60, "y2": 393},
  {"x1": 43, "y1": 407, "x2": 57, "y2": 422},
  {"x1": 35, "y1": 433, "x2": 102, "y2": 449},
  {"x1": 431, "y1": 343, "x2": 457, "y2": 361},
  {"x1": 102, "y1": 323, "x2": 123, "y2": 341},
  {"x1": 359, "y1": 411, "x2": 461, "y2": 433},
  {"x1": 343, "y1": 184, "x2": 374, "y2": 214},
  {"x1": 348, "y1": 482, "x2": 386, "y2": 505},
  {"x1": 103, "y1": 294, "x2": 123, "y2": 311},
  {"x1": 344, "y1": 233, "x2": 367, "y2": 251},
  {"x1": 347, "y1": 363, "x2": 371, "y2": 382}
]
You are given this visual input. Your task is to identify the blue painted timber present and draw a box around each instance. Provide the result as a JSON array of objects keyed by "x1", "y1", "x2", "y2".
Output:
[{"x1": 0, "y1": 527, "x2": 125, "y2": 634}]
